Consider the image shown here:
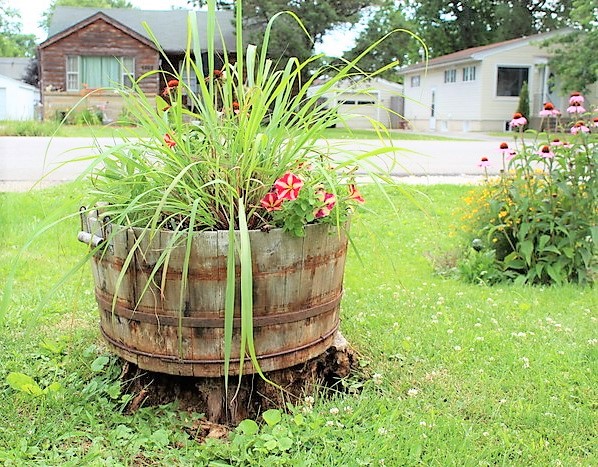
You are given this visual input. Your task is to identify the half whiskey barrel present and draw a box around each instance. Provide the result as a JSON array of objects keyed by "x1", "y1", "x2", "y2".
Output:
[{"x1": 83, "y1": 213, "x2": 349, "y2": 377}]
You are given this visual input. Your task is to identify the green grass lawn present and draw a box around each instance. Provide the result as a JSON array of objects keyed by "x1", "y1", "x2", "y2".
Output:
[
  {"x1": 0, "y1": 120, "x2": 470, "y2": 141},
  {"x1": 0, "y1": 183, "x2": 595, "y2": 465}
]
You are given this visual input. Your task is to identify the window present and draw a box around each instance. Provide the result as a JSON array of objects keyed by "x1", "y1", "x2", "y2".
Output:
[
  {"x1": 496, "y1": 66, "x2": 529, "y2": 96},
  {"x1": 462, "y1": 66, "x2": 476, "y2": 81},
  {"x1": 410, "y1": 75, "x2": 420, "y2": 87},
  {"x1": 66, "y1": 56, "x2": 79, "y2": 91},
  {"x1": 444, "y1": 69, "x2": 456, "y2": 83},
  {"x1": 66, "y1": 55, "x2": 135, "y2": 91}
]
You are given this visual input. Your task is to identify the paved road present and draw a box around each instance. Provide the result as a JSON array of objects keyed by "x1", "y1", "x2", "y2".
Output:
[{"x1": 0, "y1": 134, "x2": 505, "y2": 191}]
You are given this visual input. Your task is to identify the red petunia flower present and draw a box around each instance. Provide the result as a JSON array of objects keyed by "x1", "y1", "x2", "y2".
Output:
[
  {"x1": 348, "y1": 184, "x2": 365, "y2": 204},
  {"x1": 167, "y1": 79, "x2": 179, "y2": 88},
  {"x1": 274, "y1": 172, "x2": 304, "y2": 201},
  {"x1": 164, "y1": 133, "x2": 176, "y2": 148},
  {"x1": 314, "y1": 190, "x2": 337, "y2": 218},
  {"x1": 260, "y1": 191, "x2": 284, "y2": 212}
]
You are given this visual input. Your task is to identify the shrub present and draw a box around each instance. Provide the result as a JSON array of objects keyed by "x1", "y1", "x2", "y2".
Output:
[{"x1": 460, "y1": 101, "x2": 597, "y2": 285}]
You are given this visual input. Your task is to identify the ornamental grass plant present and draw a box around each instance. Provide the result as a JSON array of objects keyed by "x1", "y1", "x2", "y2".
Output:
[
  {"x1": 460, "y1": 94, "x2": 597, "y2": 285},
  {"x1": 42, "y1": 0, "x2": 418, "y2": 383}
]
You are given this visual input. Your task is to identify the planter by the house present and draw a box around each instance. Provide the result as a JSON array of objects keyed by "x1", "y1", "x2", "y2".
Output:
[{"x1": 80, "y1": 210, "x2": 349, "y2": 377}]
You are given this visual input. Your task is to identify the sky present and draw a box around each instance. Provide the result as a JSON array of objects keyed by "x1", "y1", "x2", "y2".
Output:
[{"x1": 6, "y1": 0, "x2": 357, "y2": 56}]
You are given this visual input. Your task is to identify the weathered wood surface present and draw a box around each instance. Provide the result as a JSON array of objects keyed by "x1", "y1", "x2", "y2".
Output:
[
  {"x1": 88, "y1": 221, "x2": 349, "y2": 377},
  {"x1": 121, "y1": 331, "x2": 358, "y2": 425}
]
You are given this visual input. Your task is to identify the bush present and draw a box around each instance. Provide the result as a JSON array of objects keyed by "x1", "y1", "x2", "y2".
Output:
[
  {"x1": 460, "y1": 118, "x2": 597, "y2": 285},
  {"x1": 0, "y1": 120, "x2": 60, "y2": 136}
]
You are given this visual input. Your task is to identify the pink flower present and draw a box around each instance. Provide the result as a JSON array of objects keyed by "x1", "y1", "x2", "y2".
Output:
[
  {"x1": 550, "y1": 138, "x2": 564, "y2": 146},
  {"x1": 348, "y1": 184, "x2": 365, "y2": 204},
  {"x1": 260, "y1": 191, "x2": 284, "y2": 212},
  {"x1": 566, "y1": 103, "x2": 586, "y2": 114},
  {"x1": 536, "y1": 145, "x2": 554, "y2": 158},
  {"x1": 478, "y1": 156, "x2": 490, "y2": 167},
  {"x1": 539, "y1": 102, "x2": 561, "y2": 117},
  {"x1": 568, "y1": 92, "x2": 584, "y2": 105},
  {"x1": 593, "y1": 117, "x2": 598, "y2": 128},
  {"x1": 274, "y1": 172, "x2": 304, "y2": 201},
  {"x1": 571, "y1": 121, "x2": 590, "y2": 134},
  {"x1": 164, "y1": 133, "x2": 176, "y2": 148},
  {"x1": 497, "y1": 142, "x2": 516, "y2": 160},
  {"x1": 509, "y1": 112, "x2": 527, "y2": 128},
  {"x1": 314, "y1": 190, "x2": 336, "y2": 218}
]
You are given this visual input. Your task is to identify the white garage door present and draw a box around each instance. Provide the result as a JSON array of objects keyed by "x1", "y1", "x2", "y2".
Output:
[
  {"x1": 0, "y1": 88, "x2": 6, "y2": 120},
  {"x1": 338, "y1": 93, "x2": 380, "y2": 129}
]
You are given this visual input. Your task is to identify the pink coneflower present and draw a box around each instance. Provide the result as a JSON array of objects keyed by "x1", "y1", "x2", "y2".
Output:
[
  {"x1": 509, "y1": 112, "x2": 527, "y2": 128},
  {"x1": 497, "y1": 142, "x2": 516, "y2": 161},
  {"x1": 536, "y1": 145, "x2": 554, "y2": 158},
  {"x1": 539, "y1": 102, "x2": 561, "y2": 117},
  {"x1": 569, "y1": 92, "x2": 584, "y2": 105},
  {"x1": 567, "y1": 103, "x2": 586, "y2": 114},
  {"x1": 478, "y1": 156, "x2": 491, "y2": 167},
  {"x1": 592, "y1": 117, "x2": 598, "y2": 128},
  {"x1": 570, "y1": 121, "x2": 590, "y2": 135},
  {"x1": 550, "y1": 138, "x2": 564, "y2": 146}
]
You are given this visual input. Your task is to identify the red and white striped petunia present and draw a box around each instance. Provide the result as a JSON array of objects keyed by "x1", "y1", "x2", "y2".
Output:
[{"x1": 274, "y1": 172, "x2": 304, "y2": 201}]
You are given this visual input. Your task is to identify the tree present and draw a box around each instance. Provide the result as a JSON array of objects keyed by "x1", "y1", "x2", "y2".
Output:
[
  {"x1": 359, "y1": 1, "x2": 575, "y2": 59},
  {"x1": 544, "y1": 0, "x2": 598, "y2": 93},
  {"x1": 343, "y1": 1, "x2": 421, "y2": 80},
  {"x1": 0, "y1": 0, "x2": 37, "y2": 57},
  {"x1": 516, "y1": 81, "x2": 530, "y2": 128},
  {"x1": 40, "y1": 0, "x2": 134, "y2": 32},
  {"x1": 189, "y1": 0, "x2": 376, "y2": 75}
]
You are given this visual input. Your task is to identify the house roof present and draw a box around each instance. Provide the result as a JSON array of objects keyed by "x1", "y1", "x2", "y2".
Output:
[
  {"x1": 0, "y1": 73, "x2": 39, "y2": 92},
  {"x1": 44, "y1": 7, "x2": 236, "y2": 53},
  {"x1": 0, "y1": 57, "x2": 32, "y2": 81},
  {"x1": 399, "y1": 29, "x2": 567, "y2": 74}
]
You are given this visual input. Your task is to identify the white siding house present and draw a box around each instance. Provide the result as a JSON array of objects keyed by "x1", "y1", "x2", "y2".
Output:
[
  {"x1": 309, "y1": 77, "x2": 405, "y2": 129},
  {"x1": 0, "y1": 74, "x2": 40, "y2": 120},
  {"x1": 398, "y1": 30, "x2": 598, "y2": 132}
]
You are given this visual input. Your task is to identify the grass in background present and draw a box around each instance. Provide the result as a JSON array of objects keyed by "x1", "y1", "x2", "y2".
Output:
[
  {"x1": 0, "y1": 183, "x2": 595, "y2": 465},
  {"x1": 0, "y1": 121, "x2": 148, "y2": 138},
  {"x1": 0, "y1": 120, "x2": 473, "y2": 141}
]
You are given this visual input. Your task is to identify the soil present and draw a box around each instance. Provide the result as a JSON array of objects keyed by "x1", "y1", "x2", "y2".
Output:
[{"x1": 120, "y1": 332, "x2": 359, "y2": 426}]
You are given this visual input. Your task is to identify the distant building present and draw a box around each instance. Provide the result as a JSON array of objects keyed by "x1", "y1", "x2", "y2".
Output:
[
  {"x1": 398, "y1": 30, "x2": 598, "y2": 132},
  {"x1": 0, "y1": 73, "x2": 40, "y2": 120},
  {"x1": 309, "y1": 77, "x2": 405, "y2": 129},
  {"x1": 38, "y1": 7, "x2": 235, "y2": 121},
  {"x1": 0, "y1": 57, "x2": 33, "y2": 82}
]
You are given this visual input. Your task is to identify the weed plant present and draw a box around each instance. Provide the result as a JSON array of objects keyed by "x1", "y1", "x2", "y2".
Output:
[{"x1": 1, "y1": 183, "x2": 596, "y2": 465}]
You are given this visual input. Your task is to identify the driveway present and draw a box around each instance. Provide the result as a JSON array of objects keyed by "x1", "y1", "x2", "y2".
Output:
[{"x1": 0, "y1": 134, "x2": 505, "y2": 191}]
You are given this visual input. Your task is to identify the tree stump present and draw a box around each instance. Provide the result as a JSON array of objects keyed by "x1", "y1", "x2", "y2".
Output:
[{"x1": 121, "y1": 332, "x2": 358, "y2": 425}]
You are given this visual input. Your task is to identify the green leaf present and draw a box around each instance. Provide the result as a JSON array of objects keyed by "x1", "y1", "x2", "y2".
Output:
[
  {"x1": 150, "y1": 429, "x2": 171, "y2": 448},
  {"x1": 538, "y1": 234, "x2": 550, "y2": 249},
  {"x1": 6, "y1": 372, "x2": 43, "y2": 396},
  {"x1": 519, "y1": 240, "x2": 534, "y2": 265},
  {"x1": 237, "y1": 419, "x2": 259, "y2": 436},
  {"x1": 43, "y1": 382, "x2": 62, "y2": 394},
  {"x1": 262, "y1": 408, "x2": 282, "y2": 426},
  {"x1": 278, "y1": 436, "x2": 293, "y2": 450},
  {"x1": 90, "y1": 355, "x2": 110, "y2": 372}
]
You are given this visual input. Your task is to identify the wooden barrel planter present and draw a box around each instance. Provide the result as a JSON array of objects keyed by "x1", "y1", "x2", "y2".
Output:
[{"x1": 80, "y1": 211, "x2": 349, "y2": 377}]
